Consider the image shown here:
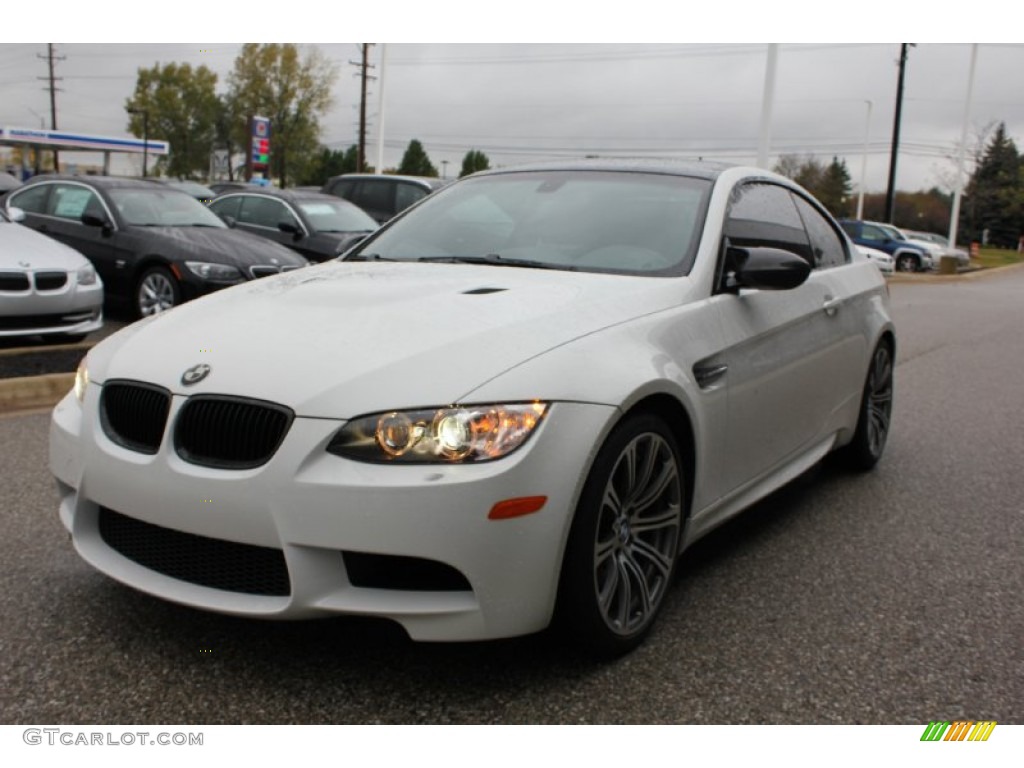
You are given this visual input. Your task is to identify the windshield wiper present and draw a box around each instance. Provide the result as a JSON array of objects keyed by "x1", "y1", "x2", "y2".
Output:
[
  {"x1": 417, "y1": 254, "x2": 574, "y2": 271},
  {"x1": 344, "y1": 253, "x2": 398, "y2": 262}
]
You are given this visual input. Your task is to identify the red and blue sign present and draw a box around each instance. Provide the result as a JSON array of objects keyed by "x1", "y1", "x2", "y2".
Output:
[{"x1": 251, "y1": 117, "x2": 270, "y2": 169}]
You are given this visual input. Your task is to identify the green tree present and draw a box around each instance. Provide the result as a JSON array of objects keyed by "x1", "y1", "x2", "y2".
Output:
[
  {"x1": 961, "y1": 122, "x2": 1022, "y2": 247},
  {"x1": 397, "y1": 139, "x2": 438, "y2": 177},
  {"x1": 816, "y1": 157, "x2": 853, "y2": 216},
  {"x1": 459, "y1": 149, "x2": 490, "y2": 177},
  {"x1": 297, "y1": 145, "x2": 363, "y2": 186},
  {"x1": 125, "y1": 62, "x2": 220, "y2": 179},
  {"x1": 226, "y1": 43, "x2": 338, "y2": 187},
  {"x1": 774, "y1": 153, "x2": 824, "y2": 193}
]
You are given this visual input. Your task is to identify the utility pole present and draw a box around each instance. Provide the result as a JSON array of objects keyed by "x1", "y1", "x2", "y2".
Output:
[
  {"x1": 884, "y1": 44, "x2": 913, "y2": 223},
  {"x1": 350, "y1": 44, "x2": 375, "y2": 173},
  {"x1": 37, "y1": 43, "x2": 64, "y2": 172}
]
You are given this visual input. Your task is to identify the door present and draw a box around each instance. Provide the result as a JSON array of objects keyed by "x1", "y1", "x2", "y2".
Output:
[{"x1": 710, "y1": 182, "x2": 854, "y2": 493}]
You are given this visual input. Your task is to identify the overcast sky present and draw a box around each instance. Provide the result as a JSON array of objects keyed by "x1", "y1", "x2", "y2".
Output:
[{"x1": 2, "y1": 11, "x2": 1022, "y2": 193}]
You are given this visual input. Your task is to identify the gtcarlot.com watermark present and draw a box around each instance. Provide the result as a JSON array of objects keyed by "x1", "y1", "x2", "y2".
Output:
[{"x1": 23, "y1": 728, "x2": 203, "y2": 747}]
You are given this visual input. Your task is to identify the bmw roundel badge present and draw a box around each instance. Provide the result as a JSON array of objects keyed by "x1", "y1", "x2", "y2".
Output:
[{"x1": 181, "y1": 363, "x2": 211, "y2": 386}]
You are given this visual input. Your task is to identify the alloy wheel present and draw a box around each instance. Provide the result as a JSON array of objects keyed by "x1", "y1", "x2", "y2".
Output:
[
  {"x1": 593, "y1": 432, "x2": 682, "y2": 636},
  {"x1": 865, "y1": 344, "x2": 893, "y2": 459}
]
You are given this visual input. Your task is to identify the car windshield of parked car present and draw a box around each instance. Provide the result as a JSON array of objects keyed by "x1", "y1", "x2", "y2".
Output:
[
  {"x1": 296, "y1": 199, "x2": 377, "y2": 234},
  {"x1": 350, "y1": 171, "x2": 711, "y2": 276},
  {"x1": 108, "y1": 189, "x2": 227, "y2": 228}
]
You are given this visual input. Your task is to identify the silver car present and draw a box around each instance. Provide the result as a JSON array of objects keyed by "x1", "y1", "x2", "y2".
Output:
[{"x1": 0, "y1": 206, "x2": 103, "y2": 343}]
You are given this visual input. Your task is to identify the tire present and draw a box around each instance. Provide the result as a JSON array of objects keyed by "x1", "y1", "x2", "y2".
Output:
[
  {"x1": 135, "y1": 266, "x2": 181, "y2": 318},
  {"x1": 895, "y1": 253, "x2": 919, "y2": 273},
  {"x1": 557, "y1": 413, "x2": 685, "y2": 658},
  {"x1": 844, "y1": 340, "x2": 894, "y2": 471}
]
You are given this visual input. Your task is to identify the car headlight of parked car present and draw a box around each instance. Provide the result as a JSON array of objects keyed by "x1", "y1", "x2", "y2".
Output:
[
  {"x1": 74, "y1": 359, "x2": 89, "y2": 403},
  {"x1": 76, "y1": 264, "x2": 98, "y2": 286},
  {"x1": 184, "y1": 261, "x2": 244, "y2": 281},
  {"x1": 327, "y1": 402, "x2": 548, "y2": 463}
]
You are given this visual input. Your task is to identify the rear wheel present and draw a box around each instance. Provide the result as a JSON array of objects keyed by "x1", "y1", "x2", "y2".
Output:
[
  {"x1": 136, "y1": 266, "x2": 180, "y2": 318},
  {"x1": 845, "y1": 340, "x2": 894, "y2": 470},
  {"x1": 557, "y1": 413, "x2": 684, "y2": 658}
]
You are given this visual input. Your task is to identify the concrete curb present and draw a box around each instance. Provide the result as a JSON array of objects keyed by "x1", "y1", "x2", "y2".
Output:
[
  {"x1": 0, "y1": 372, "x2": 73, "y2": 414},
  {"x1": 887, "y1": 261, "x2": 1024, "y2": 284}
]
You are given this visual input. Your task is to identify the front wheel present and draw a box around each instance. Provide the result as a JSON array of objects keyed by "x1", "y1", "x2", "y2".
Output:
[
  {"x1": 895, "y1": 253, "x2": 919, "y2": 273},
  {"x1": 136, "y1": 266, "x2": 181, "y2": 318},
  {"x1": 556, "y1": 413, "x2": 685, "y2": 658}
]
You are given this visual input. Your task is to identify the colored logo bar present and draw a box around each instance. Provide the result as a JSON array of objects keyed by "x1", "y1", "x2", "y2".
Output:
[{"x1": 920, "y1": 721, "x2": 997, "y2": 742}]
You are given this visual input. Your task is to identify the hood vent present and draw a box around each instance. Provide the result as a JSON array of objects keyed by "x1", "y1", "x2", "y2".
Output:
[{"x1": 462, "y1": 287, "x2": 507, "y2": 295}]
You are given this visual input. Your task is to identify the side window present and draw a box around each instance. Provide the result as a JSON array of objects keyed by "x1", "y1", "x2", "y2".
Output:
[
  {"x1": 353, "y1": 181, "x2": 394, "y2": 213},
  {"x1": 239, "y1": 197, "x2": 297, "y2": 230},
  {"x1": 8, "y1": 184, "x2": 50, "y2": 214},
  {"x1": 49, "y1": 184, "x2": 103, "y2": 222},
  {"x1": 860, "y1": 224, "x2": 888, "y2": 243},
  {"x1": 839, "y1": 221, "x2": 858, "y2": 238},
  {"x1": 792, "y1": 195, "x2": 848, "y2": 269},
  {"x1": 395, "y1": 183, "x2": 428, "y2": 213},
  {"x1": 724, "y1": 183, "x2": 812, "y2": 264},
  {"x1": 328, "y1": 179, "x2": 355, "y2": 199},
  {"x1": 209, "y1": 196, "x2": 241, "y2": 221}
]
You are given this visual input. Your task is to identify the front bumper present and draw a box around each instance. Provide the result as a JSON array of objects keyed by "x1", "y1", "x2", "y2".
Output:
[
  {"x1": 0, "y1": 276, "x2": 103, "y2": 338},
  {"x1": 50, "y1": 388, "x2": 616, "y2": 641}
]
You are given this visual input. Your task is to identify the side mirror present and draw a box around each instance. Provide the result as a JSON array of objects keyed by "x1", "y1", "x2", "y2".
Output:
[
  {"x1": 220, "y1": 215, "x2": 237, "y2": 229},
  {"x1": 81, "y1": 211, "x2": 113, "y2": 233},
  {"x1": 7, "y1": 206, "x2": 26, "y2": 223},
  {"x1": 278, "y1": 220, "x2": 303, "y2": 240},
  {"x1": 727, "y1": 246, "x2": 811, "y2": 291}
]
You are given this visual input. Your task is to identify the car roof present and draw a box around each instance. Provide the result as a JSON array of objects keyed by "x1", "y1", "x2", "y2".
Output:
[
  {"x1": 214, "y1": 188, "x2": 360, "y2": 205},
  {"x1": 21, "y1": 174, "x2": 177, "y2": 191},
  {"x1": 323, "y1": 173, "x2": 445, "y2": 189},
  {"x1": 468, "y1": 158, "x2": 735, "y2": 181}
]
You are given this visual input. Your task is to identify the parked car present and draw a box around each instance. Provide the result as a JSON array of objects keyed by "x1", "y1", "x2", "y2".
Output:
[
  {"x1": 4, "y1": 176, "x2": 307, "y2": 318},
  {"x1": 208, "y1": 181, "x2": 252, "y2": 196},
  {"x1": 321, "y1": 173, "x2": 444, "y2": 223},
  {"x1": 856, "y1": 245, "x2": 894, "y2": 274},
  {"x1": 0, "y1": 171, "x2": 22, "y2": 197},
  {"x1": 839, "y1": 219, "x2": 934, "y2": 272},
  {"x1": 209, "y1": 188, "x2": 378, "y2": 262},
  {"x1": 150, "y1": 179, "x2": 217, "y2": 204},
  {"x1": 0, "y1": 206, "x2": 103, "y2": 343},
  {"x1": 902, "y1": 229, "x2": 970, "y2": 267},
  {"x1": 52, "y1": 161, "x2": 894, "y2": 657}
]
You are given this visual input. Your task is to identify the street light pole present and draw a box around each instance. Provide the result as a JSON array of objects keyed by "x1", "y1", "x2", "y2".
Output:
[{"x1": 856, "y1": 100, "x2": 872, "y2": 220}]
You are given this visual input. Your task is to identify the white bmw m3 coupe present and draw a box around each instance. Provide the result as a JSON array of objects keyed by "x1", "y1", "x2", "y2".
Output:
[{"x1": 50, "y1": 161, "x2": 894, "y2": 657}]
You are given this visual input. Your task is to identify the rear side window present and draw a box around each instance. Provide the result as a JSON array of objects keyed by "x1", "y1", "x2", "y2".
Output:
[
  {"x1": 9, "y1": 184, "x2": 50, "y2": 214},
  {"x1": 792, "y1": 195, "x2": 848, "y2": 268},
  {"x1": 353, "y1": 181, "x2": 394, "y2": 212},
  {"x1": 395, "y1": 182, "x2": 428, "y2": 213}
]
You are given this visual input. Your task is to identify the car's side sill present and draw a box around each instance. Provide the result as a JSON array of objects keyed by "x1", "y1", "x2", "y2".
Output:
[{"x1": 683, "y1": 434, "x2": 838, "y2": 547}]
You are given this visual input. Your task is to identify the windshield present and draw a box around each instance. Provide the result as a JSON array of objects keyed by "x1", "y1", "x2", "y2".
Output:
[
  {"x1": 349, "y1": 170, "x2": 711, "y2": 276},
  {"x1": 109, "y1": 188, "x2": 227, "y2": 228},
  {"x1": 297, "y1": 199, "x2": 378, "y2": 233}
]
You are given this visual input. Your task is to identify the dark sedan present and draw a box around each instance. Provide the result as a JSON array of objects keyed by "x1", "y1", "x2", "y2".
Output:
[
  {"x1": 4, "y1": 176, "x2": 308, "y2": 317},
  {"x1": 209, "y1": 188, "x2": 377, "y2": 263}
]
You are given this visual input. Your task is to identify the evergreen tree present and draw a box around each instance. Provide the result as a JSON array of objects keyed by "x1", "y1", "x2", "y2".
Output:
[
  {"x1": 817, "y1": 157, "x2": 853, "y2": 216},
  {"x1": 460, "y1": 149, "x2": 490, "y2": 177},
  {"x1": 397, "y1": 139, "x2": 438, "y2": 177},
  {"x1": 961, "y1": 122, "x2": 1021, "y2": 247}
]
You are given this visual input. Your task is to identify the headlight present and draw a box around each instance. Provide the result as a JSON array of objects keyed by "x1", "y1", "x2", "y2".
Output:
[
  {"x1": 76, "y1": 264, "x2": 97, "y2": 286},
  {"x1": 328, "y1": 402, "x2": 548, "y2": 463},
  {"x1": 74, "y1": 359, "x2": 89, "y2": 403},
  {"x1": 184, "y1": 261, "x2": 243, "y2": 281}
]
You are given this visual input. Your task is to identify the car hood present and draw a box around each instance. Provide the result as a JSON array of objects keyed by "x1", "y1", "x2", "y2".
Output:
[
  {"x1": 1, "y1": 222, "x2": 90, "y2": 269},
  {"x1": 87, "y1": 261, "x2": 690, "y2": 417},
  {"x1": 125, "y1": 226, "x2": 307, "y2": 267}
]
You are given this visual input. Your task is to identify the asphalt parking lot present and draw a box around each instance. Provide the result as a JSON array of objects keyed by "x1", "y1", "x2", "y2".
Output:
[{"x1": 0, "y1": 270, "x2": 1021, "y2": 724}]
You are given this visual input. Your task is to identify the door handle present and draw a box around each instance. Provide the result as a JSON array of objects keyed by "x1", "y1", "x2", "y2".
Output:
[
  {"x1": 694, "y1": 363, "x2": 728, "y2": 389},
  {"x1": 823, "y1": 295, "x2": 842, "y2": 317}
]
